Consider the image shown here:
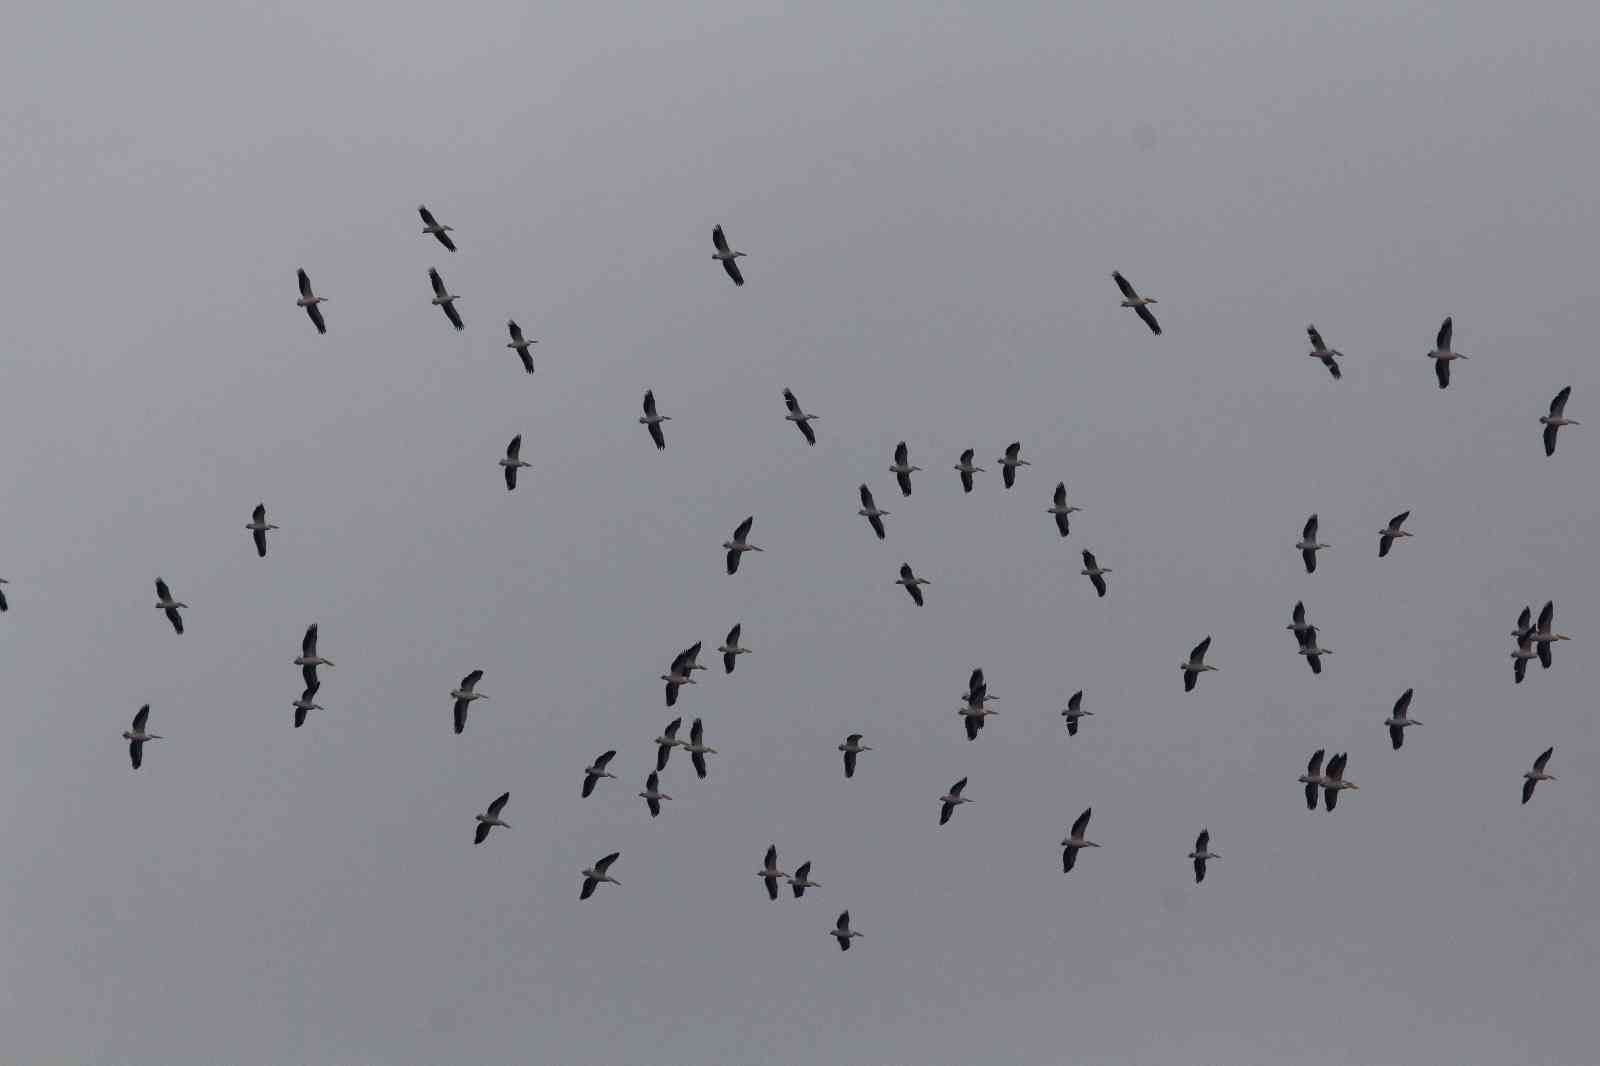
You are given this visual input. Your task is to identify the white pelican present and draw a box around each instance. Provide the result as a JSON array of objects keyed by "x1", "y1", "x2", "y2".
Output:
[
  {"x1": 500, "y1": 434, "x2": 530, "y2": 491},
  {"x1": 997, "y1": 441, "x2": 1029, "y2": 489},
  {"x1": 1378, "y1": 510, "x2": 1412, "y2": 558},
  {"x1": 839, "y1": 733, "x2": 870, "y2": 778},
  {"x1": 684, "y1": 718, "x2": 716, "y2": 779},
  {"x1": 580, "y1": 852, "x2": 620, "y2": 899},
  {"x1": 154, "y1": 577, "x2": 186, "y2": 635},
  {"x1": 582, "y1": 750, "x2": 617, "y2": 798},
  {"x1": 639, "y1": 771, "x2": 671, "y2": 818},
  {"x1": 1112, "y1": 271, "x2": 1161, "y2": 335},
  {"x1": 1296, "y1": 513, "x2": 1329, "y2": 574},
  {"x1": 246, "y1": 503, "x2": 277, "y2": 559},
  {"x1": 122, "y1": 704, "x2": 161, "y2": 770},
  {"x1": 954, "y1": 448, "x2": 983, "y2": 493},
  {"x1": 427, "y1": 267, "x2": 463, "y2": 330},
  {"x1": 1512, "y1": 634, "x2": 1537, "y2": 684},
  {"x1": 1182, "y1": 636, "x2": 1216, "y2": 692},
  {"x1": 782, "y1": 388, "x2": 818, "y2": 445},
  {"x1": 1384, "y1": 688, "x2": 1421, "y2": 750},
  {"x1": 640, "y1": 390, "x2": 670, "y2": 450},
  {"x1": 857, "y1": 484, "x2": 889, "y2": 540},
  {"x1": 789, "y1": 861, "x2": 820, "y2": 898},
  {"x1": 1298, "y1": 625, "x2": 1331, "y2": 675},
  {"x1": 1322, "y1": 752, "x2": 1357, "y2": 811},
  {"x1": 505, "y1": 320, "x2": 536, "y2": 373},
  {"x1": 896, "y1": 563, "x2": 929, "y2": 606},
  {"x1": 1522, "y1": 746, "x2": 1556, "y2": 804},
  {"x1": 1540, "y1": 386, "x2": 1577, "y2": 456},
  {"x1": 723, "y1": 515, "x2": 762, "y2": 574},
  {"x1": 654, "y1": 717, "x2": 684, "y2": 772},
  {"x1": 1531, "y1": 600, "x2": 1570, "y2": 669},
  {"x1": 1298, "y1": 749, "x2": 1326, "y2": 810},
  {"x1": 1061, "y1": 808, "x2": 1100, "y2": 872},
  {"x1": 1427, "y1": 316, "x2": 1465, "y2": 389},
  {"x1": 450, "y1": 669, "x2": 486, "y2": 735},
  {"x1": 0, "y1": 578, "x2": 7, "y2": 612},
  {"x1": 292, "y1": 680, "x2": 321, "y2": 729},
  {"x1": 1287, "y1": 601, "x2": 1314, "y2": 648},
  {"x1": 296, "y1": 269, "x2": 327, "y2": 334},
  {"x1": 660, "y1": 648, "x2": 696, "y2": 708},
  {"x1": 418, "y1": 205, "x2": 456, "y2": 252},
  {"x1": 890, "y1": 441, "x2": 920, "y2": 497},
  {"x1": 712, "y1": 224, "x2": 746, "y2": 286},
  {"x1": 1305, "y1": 325, "x2": 1342, "y2": 379},
  {"x1": 718, "y1": 624, "x2": 749, "y2": 674},
  {"x1": 474, "y1": 792, "x2": 510, "y2": 844},
  {"x1": 1049, "y1": 482, "x2": 1081, "y2": 537},
  {"x1": 938, "y1": 776, "x2": 971, "y2": 824},
  {"x1": 1080, "y1": 549, "x2": 1110, "y2": 598},
  {"x1": 1060, "y1": 690, "x2": 1092, "y2": 736},
  {"x1": 1188, "y1": 829, "x2": 1217, "y2": 883},
  {"x1": 831, "y1": 910, "x2": 861, "y2": 951},
  {"x1": 759, "y1": 845, "x2": 788, "y2": 900},
  {"x1": 295, "y1": 623, "x2": 334, "y2": 689}
]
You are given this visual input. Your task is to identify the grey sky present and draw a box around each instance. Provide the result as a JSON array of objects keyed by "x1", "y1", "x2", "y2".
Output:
[{"x1": 3, "y1": 2, "x2": 1597, "y2": 1063}]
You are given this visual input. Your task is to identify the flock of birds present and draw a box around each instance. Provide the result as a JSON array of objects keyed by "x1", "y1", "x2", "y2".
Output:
[{"x1": 11, "y1": 208, "x2": 1580, "y2": 956}]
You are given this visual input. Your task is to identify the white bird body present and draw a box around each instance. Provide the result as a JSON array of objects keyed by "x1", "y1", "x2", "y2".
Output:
[
  {"x1": 1540, "y1": 386, "x2": 1577, "y2": 455},
  {"x1": 1427, "y1": 316, "x2": 1466, "y2": 388},
  {"x1": 723, "y1": 516, "x2": 763, "y2": 574},
  {"x1": 475, "y1": 793, "x2": 512, "y2": 843},
  {"x1": 1522, "y1": 746, "x2": 1556, "y2": 804},
  {"x1": 712, "y1": 225, "x2": 747, "y2": 286},
  {"x1": 1061, "y1": 808, "x2": 1100, "y2": 872},
  {"x1": 953, "y1": 448, "x2": 984, "y2": 493}
]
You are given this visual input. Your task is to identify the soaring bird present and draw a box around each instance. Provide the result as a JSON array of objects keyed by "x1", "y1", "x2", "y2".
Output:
[
  {"x1": 1427, "y1": 316, "x2": 1466, "y2": 388},
  {"x1": 896, "y1": 563, "x2": 929, "y2": 606},
  {"x1": 938, "y1": 777, "x2": 971, "y2": 825},
  {"x1": 1296, "y1": 514, "x2": 1329, "y2": 574},
  {"x1": 787, "y1": 861, "x2": 821, "y2": 899},
  {"x1": 839, "y1": 733, "x2": 870, "y2": 778},
  {"x1": 1061, "y1": 808, "x2": 1100, "y2": 872},
  {"x1": 153, "y1": 578, "x2": 187, "y2": 635},
  {"x1": 1384, "y1": 688, "x2": 1421, "y2": 750},
  {"x1": 295, "y1": 623, "x2": 334, "y2": 689},
  {"x1": 296, "y1": 269, "x2": 327, "y2": 334},
  {"x1": 1378, "y1": 511, "x2": 1412, "y2": 558},
  {"x1": 1182, "y1": 636, "x2": 1216, "y2": 692},
  {"x1": 581, "y1": 751, "x2": 618, "y2": 798},
  {"x1": 1298, "y1": 749, "x2": 1326, "y2": 811},
  {"x1": 246, "y1": 503, "x2": 278, "y2": 559},
  {"x1": 1521, "y1": 746, "x2": 1556, "y2": 804},
  {"x1": 1060, "y1": 690, "x2": 1092, "y2": 736},
  {"x1": 1080, "y1": 549, "x2": 1110, "y2": 598},
  {"x1": 500, "y1": 434, "x2": 530, "y2": 491},
  {"x1": 660, "y1": 649, "x2": 696, "y2": 708},
  {"x1": 1531, "y1": 600, "x2": 1571, "y2": 669},
  {"x1": 1188, "y1": 829, "x2": 1217, "y2": 884},
  {"x1": 1305, "y1": 325, "x2": 1342, "y2": 379},
  {"x1": 639, "y1": 771, "x2": 671, "y2": 818},
  {"x1": 1298, "y1": 625, "x2": 1331, "y2": 675},
  {"x1": 782, "y1": 388, "x2": 818, "y2": 445},
  {"x1": 654, "y1": 717, "x2": 684, "y2": 772},
  {"x1": 684, "y1": 718, "x2": 717, "y2": 779},
  {"x1": 450, "y1": 669, "x2": 486, "y2": 735},
  {"x1": 890, "y1": 442, "x2": 920, "y2": 497},
  {"x1": 954, "y1": 448, "x2": 983, "y2": 493},
  {"x1": 1112, "y1": 271, "x2": 1161, "y2": 335},
  {"x1": 292, "y1": 680, "x2": 322, "y2": 729},
  {"x1": 997, "y1": 442, "x2": 1029, "y2": 489},
  {"x1": 1540, "y1": 386, "x2": 1577, "y2": 456},
  {"x1": 1322, "y1": 752, "x2": 1358, "y2": 811},
  {"x1": 857, "y1": 485, "x2": 889, "y2": 540},
  {"x1": 122, "y1": 705, "x2": 161, "y2": 770},
  {"x1": 427, "y1": 267, "x2": 463, "y2": 330},
  {"x1": 1049, "y1": 483, "x2": 1081, "y2": 537},
  {"x1": 831, "y1": 910, "x2": 861, "y2": 951},
  {"x1": 759, "y1": 845, "x2": 788, "y2": 900},
  {"x1": 639, "y1": 390, "x2": 670, "y2": 450},
  {"x1": 474, "y1": 792, "x2": 510, "y2": 844},
  {"x1": 723, "y1": 516, "x2": 762, "y2": 575},
  {"x1": 718, "y1": 623, "x2": 749, "y2": 674},
  {"x1": 580, "y1": 852, "x2": 621, "y2": 899},
  {"x1": 712, "y1": 224, "x2": 746, "y2": 286},
  {"x1": 505, "y1": 320, "x2": 536, "y2": 373},
  {"x1": 418, "y1": 205, "x2": 456, "y2": 251}
]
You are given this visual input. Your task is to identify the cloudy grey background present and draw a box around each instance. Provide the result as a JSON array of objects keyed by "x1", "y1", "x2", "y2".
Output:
[{"x1": 3, "y1": 2, "x2": 1597, "y2": 1062}]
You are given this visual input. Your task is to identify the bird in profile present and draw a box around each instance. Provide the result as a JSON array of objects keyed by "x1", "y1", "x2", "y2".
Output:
[
  {"x1": 1182, "y1": 636, "x2": 1217, "y2": 692},
  {"x1": 580, "y1": 852, "x2": 621, "y2": 899},
  {"x1": 953, "y1": 448, "x2": 983, "y2": 493},
  {"x1": 581, "y1": 751, "x2": 617, "y2": 798},
  {"x1": 839, "y1": 733, "x2": 870, "y2": 778},
  {"x1": 1531, "y1": 600, "x2": 1570, "y2": 670},
  {"x1": 890, "y1": 442, "x2": 920, "y2": 497},
  {"x1": 1061, "y1": 808, "x2": 1100, "y2": 872},
  {"x1": 718, "y1": 623, "x2": 749, "y2": 674},
  {"x1": 639, "y1": 771, "x2": 671, "y2": 818},
  {"x1": 660, "y1": 649, "x2": 696, "y2": 707},
  {"x1": 1378, "y1": 511, "x2": 1412, "y2": 558},
  {"x1": 759, "y1": 845, "x2": 789, "y2": 900},
  {"x1": 1298, "y1": 749, "x2": 1326, "y2": 810},
  {"x1": 683, "y1": 718, "x2": 717, "y2": 779},
  {"x1": 1305, "y1": 325, "x2": 1342, "y2": 379},
  {"x1": 654, "y1": 717, "x2": 684, "y2": 772},
  {"x1": 857, "y1": 484, "x2": 889, "y2": 540},
  {"x1": 712, "y1": 224, "x2": 746, "y2": 286},
  {"x1": 153, "y1": 577, "x2": 187, "y2": 635},
  {"x1": 723, "y1": 516, "x2": 762, "y2": 575},
  {"x1": 122, "y1": 704, "x2": 162, "y2": 770},
  {"x1": 789, "y1": 861, "x2": 821, "y2": 898},
  {"x1": 1427, "y1": 316, "x2": 1466, "y2": 388},
  {"x1": 1049, "y1": 482, "x2": 1081, "y2": 537},
  {"x1": 938, "y1": 777, "x2": 971, "y2": 825},
  {"x1": 499, "y1": 434, "x2": 530, "y2": 491},
  {"x1": 782, "y1": 388, "x2": 818, "y2": 445},
  {"x1": 1521, "y1": 746, "x2": 1556, "y2": 804},
  {"x1": 831, "y1": 910, "x2": 861, "y2": 951},
  {"x1": 1080, "y1": 549, "x2": 1110, "y2": 598},
  {"x1": 295, "y1": 623, "x2": 334, "y2": 689},
  {"x1": 1296, "y1": 513, "x2": 1329, "y2": 574},
  {"x1": 505, "y1": 320, "x2": 536, "y2": 373},
  {"x1": 450, "y1": 669, "x2": 486, "y2": 734},
  {"x1": 1539, "y1": 386, "x2": 1577, "y2": 456},
  {"x1": 1060, "y1": 690, "x2": 1091, "y2": 736},
  {"x1": 1383, "y1": 688, "x2": 1421, "y2": 750},
  {"x1": 997, "y1": 442, "x2": 1029, "y2": 489},
  {"x1": 1322, "y1": 752, "x2": 1358, "y2": 810},
  {"x1": 292, "y1": 680, "x2": 322, "y2": 729},
  {"x1": 1112, "y1": 270, "x2": 1161, "y2": 335},
  {"x1": 246, "y1": 503, "x2": 277, "y2": 559},
  {"x1": 896, "y1": 563, "x2": 929, "y2": 606},
  {"x1": 1188, "y1": 829, "x2": 1217, "y2": 883},
  {"x1": 418, "y1": 204, "x2": 456, "y2": 251},
  {"x1": 1297, "y1": 625, "x2": 1331, "y2": 675},
  {"x1": 639, "y1": 390, "x2": 670, "y2": 450},
  {"x1": 474, "y1": 792, "x2": 510, "y2": 844},
  {"x1": 295, "y1": 269, "x2": 328, "y2": 334},
  {"x1": 427, "y1": 267, "x2": 463, "y2": 330}
]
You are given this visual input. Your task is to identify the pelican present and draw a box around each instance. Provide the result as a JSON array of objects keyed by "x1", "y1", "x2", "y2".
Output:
[
  {"x1": 759, "y1": 845, "x2": 788, "y2": 900},
  {"x1": 959, "y1": 685, "x2": 997, "y2": 741},
  {"x1": 1322, "y1": 752, "x2": 1358, "y2": 811},
  {"x1": 1061, "y1": 808, "x2": 1100, "y2": 872},
  {"x1": 1112, "y1": 270, "x2": 1161, "y2": 335},
  {"x1": 1512, "y1": 634, "x2": 1537, "y2": 684},
  {"x1": 1531, "y1": 600, "x2": 1570, "y2": 669},
  {"x1": 1384, "y1": 688, "x2": 1421, "y2": 750},
  {"x1": 246, "y1": 503, "x2": 277, "y2": 559},
  {"x1": 474, "y1": 792, "x2": 510, "y2": 844},
  {"x1": 296, "y1": 269, "x2": 327, "y2": 334},
  {"x1": 723, "y1": 516, "x2": 762, "y2": 575},
  {"x1": 659, "y1": 649, "x2": 696, "y2": 708},
  {"x1": 450, "y1": 669, "x2": 486, "y2": 735},
  {"x1": 896, "y1": 563, "x2": 929, "y2": 606},
  {"x1": 1297, "y1": 625, "x2": 1331, "y2": 675},
  {"x1": 1287, "y1": 601, "x2": 1314, "y2": 648},
  {"x1": 1427, "y1": 316, "x2": 1465, "y2": 388},
  {"x1": 638, "y1": 771, "x2": 671, "y2": 818},
  {"x1": 1378, "y1": 510, "x2": 1412, "y2": 558},
  {"x1": 505, "y1": 320, "x2": 536, "y2": 373},
  {"x1": 0, "y1": 578, "x2": 7, "y2": 612},
  {"x1": 499, "y1": 434, "x2": 530, "y2": 490},
  {"x1": 1296, "y1": 513, "x2": 1329, "y2": 574},
  {"x1": 857, "y1": 484, "x2": 889, "y2": 540},
  {"x1": 580, "y1": 852, "x2": 621, "y2": 899},
  {"x1": 640, "y1": 390, "x2": 670, "y2": 450},
  {"x1": 839, "y1": 733, "x2": 870, "y2": 778},
  {"x1": 654, "y1": 717, "x2": 684, "y2": 772},
  {"x1": 418, "y1": 204, "x2": 456, "y2": 251},
  {"x1": 427, "y1": 267, "x2": 463, "y2": 330},
  {"x1": 1540, "y1": 386, "x2": 1577, "y2": 456},
  {"x1": 1049, "y1": 482, "x2": 1081, "y2": 537},
  {"x1": 683, "y1": 718, "x2": 716, "y2": 779},
  {"x1": 1188, "y1": 829, "x2": 1217, "y2": 883},
  {"x1": 122, "y1": 704, "x2": 161, "y2": 770},
  {"x1": 153, "y1": 577, "x2": 186, "y2": 635},
  {"x1": 782, "y1": 388, "x2": 818, "y2": 445},
  {"x1": 1305, "y1": 325, "x2": 1342, "y2": 379},
  {"x1": 1521, "y1": 746, "x2": 1556, "y2": 804},
  {"x1": 295, "y1": 623, "x2": 334, "y2": 690},
  {"x1": 292, "y1": 680, "x2": 321, "y2": 729},
  {"x1": 997, "y1": 441, "x2": 1029, "y2": 489},
  {"x1": 1298, "y1": 749, "x2": 1326, "y2": 810},
  {"x1": 712, "y1": 224, "x2": 746, "y2": 286},
  {"x1": 1182, "y1": 636, "x2": 1216, "y2": 692},
  {"x1": 1080, "y1": 549, "x2": 1110, "y2": 598},
  {"x1": 788, "y1": 861, "x2": 820, "y2": 898},
  {"x1": 954, "y1": 448, "x2": 983, "y2": 493},
  {"x1": 1060, "y1": 690, "x2": 1092, "y2": 736},
  {"x1": 582, "y1": 750, "x2": 618, "y2": 798},
  {"x1": 718, "y1": 623, "x2": 749, "y2": 674},
  {"x1": 831, "y1": 910, "x2": 861, "y2": 951},
  {"x1": 939, "y1": 777, "x2": 972, "y2": 825},
  {"x1": 890, "y1": 441, "x2": 920, "y2": 497}
]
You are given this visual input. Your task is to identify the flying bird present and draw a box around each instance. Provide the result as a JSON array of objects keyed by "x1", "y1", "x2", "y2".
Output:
[
  {"x1": 782, "y1": 388, "x2": 818, "y2": 445},
  {"x1": 896, "y1": 563, "x2": 929, "y2": 606},
  {"x1": 1384, "y1": 688, "x2": 1421, "y2": 750},
  {"x1": 292, "y1": 680, "x2": 322, "y2": 729},
  {"x1": 1378, "y1": 511, "x2": 1412, "y2": 558},
  {"x1": 1112, "y1": 270, "x2": 1161, "y2": 335},
  {"x1": 122, "y1": 704, "x2": 161, "y2": 770},
  {"x1": 654, "y1": 717, "x2": 684, "y2": 772},
  {"x1": 1322, "y1": 752, "x2": 1358, "y2": 811},
  {"x1": 1513, "y1": 604, "x2": 1536, "y2": 643},
  {"x1": 638, "y1": 772, "x2": 671, "y2": 818},
  {"x1": 296, "y1": 269, "x2": 327, "y2": 334},
  {"x1": 839, "y1": 734, "x2": 870, "y2": 778},
  {"x1": 1296, "y1": 514, "x2": 1329, "y2": 574},
  {"x1": 889, "y1": 442, "x2": 920, "y2": 497},
  {"x1": 580, "y1": 852, "x2": 621, "y2": 899},
  {"x1": 1060, "y1": 690, "x2": 1092, "y2": 736},
  {"x1": 759, "y1": 845, "x2": 788, "y2": 900},
  {"x1": 1305, "y1": 325, "x2": 1342, "y2": 379},
  {"x1": 712, "y1": 224, "x2": 746, "y2": 286},
  {"x1": 831, "y1": 910, "x2": 861, "y2": 951},
  {"x1": 1298, "y1": 749, "x2": 1326, "y2": 811},
  {"x1": 1540, "y1": 386, "x2": 1577, "y2": 456},
  {"x1": 1427, "y1": 316, "x2": 1466, "y2": 388},
  {"x1": 1531, "y1": 600, "x2": 1570, "y2": 670},
  {"x1": 997, "y1": 442, "x2": 1029, "y2": 489},
  {"x1": 789, "y1": 861, "x2": 820, "y2": 898},
  {"x1": 723, "y1": 516, "x2": 762, "y2": 575},
  {"x1": 450, "y1": 669, "x2": 486, "y2": 734},
  {"x1": 153, "y1": 578, "x2": 186, "y2": 635},
  {"x1": 857, "y1": 484, "x2": 889, "y2": 540},
  {"x1": 295, "y1": 623, "x2": 334, "y2": 689},
  {"x1": 954, "y1": 449, "x2": 983, "y2": 493},
  {"x1": 474, "y1": 792, "x2": 510, "y2": 844},
  {"x1": 1298, "y1": 625, "x2": 1331, "y2": 675},
  {"x1": 427, "y1": 267, "x2": 463, "y2": 330},
  {"x1": 683, "y1": 718, "x2": 717, "y2": 779},
  {"x1": 639, "y1": 390, "x2": 670, "y2": 450},
  {"x1": 1080, "y1": 549, "x2": 1110, "y2": 598},
  {"x1": 500, "y1": 434, "x2": 530, "y2": 491},
  {"x1": 1049, "y1": 483, "x2": 1081, "y2": 537},
  {"x1": 418, "y1": 205, "x2": 456, "y2": 251},
  {"x1": 1182, "y1": 636, "x2": 1217, "y2": 692},
  {"x1": 959, "y1": 683, "x2": 998, "y2": 741},
  {"x1": 581, "y1": 751, "x2": 617, "y2": 798},
  {"x1": 1188, "y1": 829, "x2": 1217, "y2": 884},
  {"x1": 939, "y1": 777, "x2": 971, "y2": 825},
  {"x1": 1521, "y1": 746, "x2": 1556, "y2": 804},
  {"x1": 246, "y1": 503, "x2": 277, "y2": 559},
  {"x1": 660, "y1": 649, "x2": 696, "y2": 708},
  {"x1": 718, "y1": 623, "x2": 749, "y2": 674},
  {"x1": 1287, "y1": 601, "x2": 1314, "y2": 648},
  {"x1": 505, "y1": 320, "x2": 536, "y2": 373},
  {"x1": 1061, "y1": 808, "x2": 1101, "y2": 873}
]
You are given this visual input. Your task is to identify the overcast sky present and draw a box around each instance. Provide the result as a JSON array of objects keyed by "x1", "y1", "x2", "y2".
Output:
[{"x1": 3, "y1": 2, "x2": 1597, "y2": 1063}]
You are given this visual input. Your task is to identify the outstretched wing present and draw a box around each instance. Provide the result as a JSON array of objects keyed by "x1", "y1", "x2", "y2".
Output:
[
  {"x1": 487, "y1": 792, "x2": 510, "y2": 817},
  {"x1": 712, "y1": 225, "x2": 731, "y2": 255},
  {"x1": 1136, "y1": 304, "x2": 1162, "y2": 336},
  {"x1": 1436, "y1": 316, "x2": 1452, "y2": 351},
  {"x1": 1435, "y1": 357, "x2": 1450, "y2": 389},
  {"x1": 1306, "y1": 324, "x2": 1326, "y2": 353},
  {"x1": 1111, "y1": 271, "x2": 1137, "y2": 300}
]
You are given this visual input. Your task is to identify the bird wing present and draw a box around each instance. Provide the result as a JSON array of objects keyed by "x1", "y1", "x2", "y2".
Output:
[
  {"x1": 726, "y1": 549, "x2": 741, "y2": 575},
  {"x1": 1394, "y1": 688, "x2": 1413, "y2": 719},
  {"x1": 712, "y1": 224, "x2": 730, "y2": 254},
  {"x1": 843, "y1": 749, "x2": 857, "y2": 777},
  {"x1": 419, "y1": 205, "x2": 439, "y2": 228},
  {"x1": 1090, "y1": 572, "x2": 1107, "y2": 598},
  {"x1": 1191, "y1": 636, "x2": 1212, "y2": 663},
  {"x1": 1550, "y1": 386, "x2": 1571, "y2": 417},
  {"x1": 1304, "y1": 781, "x2": 1318, "y2": 810},
  {"x1": 908, "y1": 583, "x2": 924, "y2": 606},
  {"x1": 1302, "y1": 548, "x2": 1317, "y2": 574},
  {"x1": 968, "y1": 668, "x2": 985, "y2": 693},
  {"x1": 1193, "y1": 856, "x2": 1206, "y2": 883},
  {"x1": 764, "y1": 844, "x2": 777, "y2": 870},
  {"x1": 594, "y1": 750, "x2": 617, "y2": 771},
  {"x1": 939, "y1": 801, "x2": 955, "y2": 825},
  {"x1": 795, "y1": 861, "x2": 811, "y2": 881},
  {"x1": 783, "y1": 388, "x2": 800, "y2": 414},
  {"x1": 1136, "y1": 304, "x2": 1162, "y2": 336},
  {"x1": 302, "y1": 623, "x2": 319, "y2": 657},
  {"x1": 1379, "y1": 533, "x2": 1394, "y2": 558},
  {"x1": 1516, "y1": 605, "x2": 1533, "y2": 635},
  {"x1": 1082, "y1": 549, "x2": 1098, "y2": 570},
  {"x1": 960, "y1": 467, "x2": 974, "y2": 493},
  {"x1": 869, "y1": 514, "x2": 886, "y2": 541},
  {"x1": 1544, "y1": 423, "x2": 1559, "y2": 457},
  {"x1": 508, "y1": 319, "x2": 524, "y2": 344},
  {"x1": 443, "y1": 300, "x2": 464, "y2": 330},
  {"x1": 722, "y1": 258, "x2": 744, "y2": 286},
  {"x1": 798, "y1": 419, "x2": 816, "y2": 445},
  {"x1": 1389, "y1": 511, "x2": 1410, "y2": 532},
  {"x1": 1055, "y1": 482, "x2": 1067, "y2": 508},
  {"x1": 1437, "y1": 316, "x2": 1452, "y2": 351},
  {"x1": 595, "y1": 852, "x2": 620, "y2": 875},
  {"x1": 963, "y1": 714, "x2": 980, "y2": 741},
  {"x1": 1325, "y1": 356, "x2": 1342, "y2": 380},
  {"x1": 305, "y1": 300, "x2": 326, "y2": 334},
  {"x1": 1303, "y1": 514, "x2": 1318, "y2": 541},
  {"x1": 1309, "y1": 751, "x2": 1328, "y2": 779},
  {"x1": 1056, "y1": 511, "x2": 1072, "y2": 537},
  {"x1": 460, "y1": 669, "x2": 483, "y2": 693},
  {"x1": 642, "y1": 389, "x2": 656, "y2": 417},
  {"x1": 951, "y1": 777, "x2": 968, "y2": 797},
  {"x1": 155, "y1": 577, "x2": 171, "y2": 601},
  {"x1": 836, "y1": 911, "x2": 850, "y2": 932},
  {"x1": 487, "y1": 792, "x2": 510, "y2": 817},
  {"x1": 690, "y1": 718, "x2": 704, "y2": 746},
  {"x1": 1112, "y1": 271, "x2": 1137, "y2": 299},
  {"x1": 1307, "y1": 325, "x2": 1326, "y2": 353},
  {"x1": 506, "y1": 435, "x2": 523, "y2": 462},
  {"x1": 298, "y1": 268, "x2": 313, "y2": 298},
  {"x1": 726, "y1": 622, "x2": 742, "y2": 646},
  {"x1": 648, "y1": 421, "x2": 665, "y2": 450},
  {"x1": 453, "y1": 700, "x2": 468, "y2": 734},
  {"x1": 896, "y1": 469, "x2": 912, "y2": 497},
  {"x1": 1067, "y1": 691, "x2": 1082, "y2": 713},
  {"x1": 895, "y1": 441, "x2": 908, "y2": 466},
  {"x1": 1435, "y1": 357, "x2": 1450, "y2": 389},
  {"x1": 1537, "y1": 600, "x2": 1554, "y2": 634},
  {"x1": 1071, "y1": 808, "x2": 1093, "y2": 838},
  {"x1": 1390, "y1": 724, "x2": 1404, "y2": 750},
  {"x1": 1522, "y1": 777, "x2": 1537, "y2": 804},
  {"x1": 859, "y1": 484, "x2": 875, "y2": 510},
  {"x1": 474, "y1": 822, "x2": 492, "y2": 844},
  {"x1": 132, "y1": 704, "x2": 150, "y2": 731},
  {"x1": 580, "y1": 877, "x2": 598, "y2": 900},
  {"x1": 1062, "y1": 847, "x2": 1078, "y2": 873},
  {"x1": 691, "y1": 750, "x2": 707, "y2": 778},
  {"x1": 1005, "y1": 442, "x2": 1021, "y2": 462},
  {"x1": 734, "y1": 516, "x2": 754, "y2": 541},
  {"x1": 429, "y1": 267, "x2": 446, "y2": 297},
  {"x1": 1196, "y1": 828, "x2": 1209, "y2": 852},
  {"x1": 1292, "y1": 601, "x2": 1306, "y2": 627},
  {"x1": 1183, "y1": 669, "x2": 1197, "y2": 692},
  {"x1": 1533, "y1": 746, "x2": 1554, "y2": 772},
  {"x1": 253, "y1": 503, "x2": 267, "y2": 524},
  {"x1": 166, "y1": 607, "x2": 184, "y2": 635}
]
